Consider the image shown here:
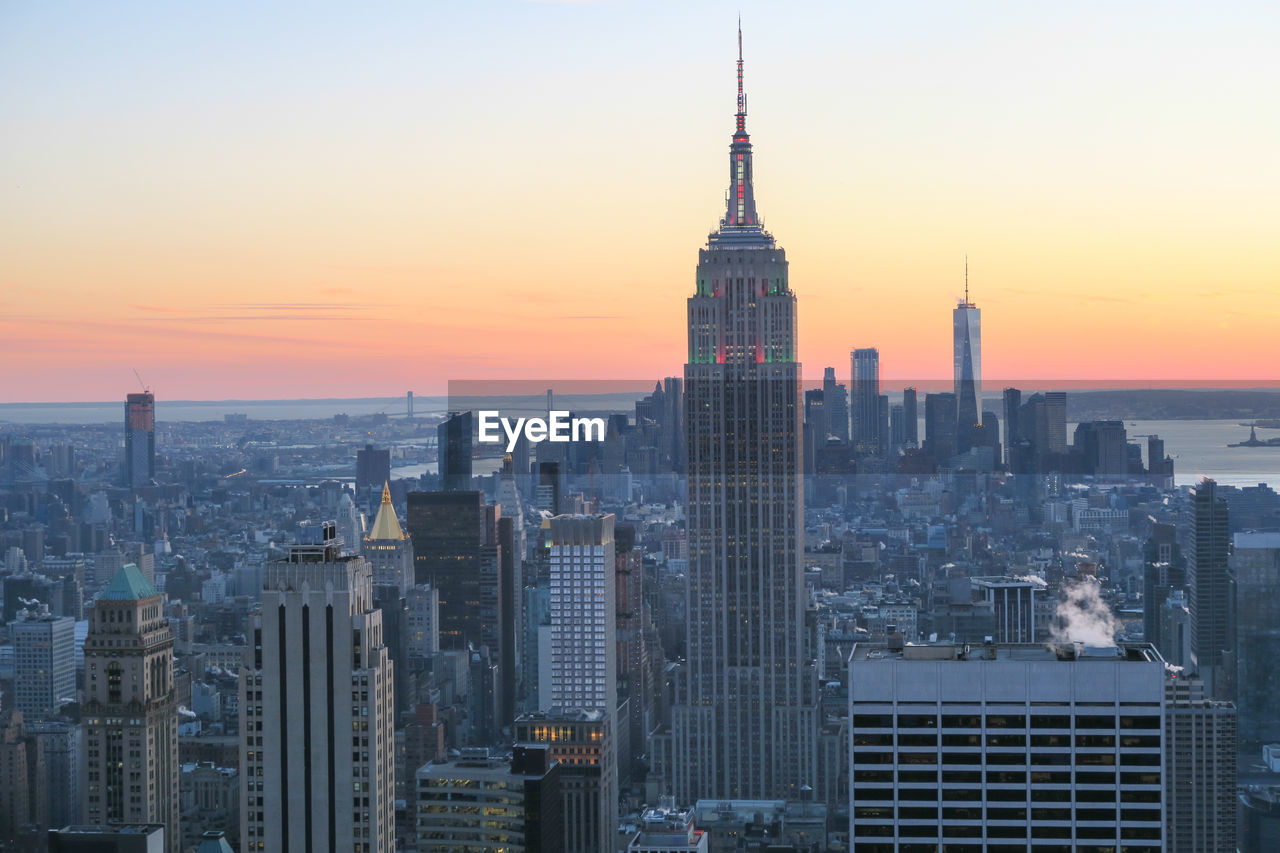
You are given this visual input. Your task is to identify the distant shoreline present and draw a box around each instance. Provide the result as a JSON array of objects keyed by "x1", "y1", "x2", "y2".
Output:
[{"x1": 5, "y1": 387, "x2": 1280, "y2": 426}]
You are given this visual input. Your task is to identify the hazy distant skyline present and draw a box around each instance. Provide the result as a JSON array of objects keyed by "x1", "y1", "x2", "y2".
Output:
[{"x1": 3, "y1": 1, "x2": 1278, "y2": 401}]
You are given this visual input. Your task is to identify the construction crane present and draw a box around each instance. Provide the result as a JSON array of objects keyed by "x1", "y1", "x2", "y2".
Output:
[{"x1": 132, "y1": 368, "x2": 150, "y2": 395}]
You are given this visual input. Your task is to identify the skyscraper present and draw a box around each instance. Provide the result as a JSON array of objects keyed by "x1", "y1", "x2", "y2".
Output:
[
  {"x1": 547, "y1": 514, "x2": 616, "y2": 714},
  {"x1": 124, "y1": 392, "x2": 155, "y2": 489},
  {"x1": 515, "y1": 514, "x2": 618, "y2": 852},
  {"x1": 1002, "y1": 387, "x2": 1021, "y2": 468},
  {"x1": 405, "y1": 490, "x2": 488, "y2": 649},
  {"x1": 1187, "y1": 478, "x2": 1233, "y2": 700},
  {"x1": 822, "y1": 366, "x2": 849, "y2": 445},
  {"x1": 1231, "y1": 531, "x2": 1280, "y2": 749},
  {"x1": 355, "y1": 444, "x2": 390, "y2": 508},
  {"x1": 953, "y1": 263, "x2": 982, "y2": 453},
  {"x1": 923, "y1": 391, "x2": 958, "y2": 461},
  {"x1": 849, "y1": 641, "x2": 1166, "y2": 849},
  {"x1": 850, "y1": 347, "x2": 881, "y2": 454},
  {"x1": 239, "y1": 521, "x2": 395, "y2": 853},
  {"x1": 363, "y1": 483, "x2": 413, "y2": 597},
  {"x1": 1165, "y1": 677, "x2": 1237, "y2": 853},
  {"x1": 12, "y1": 606, "x2": 75, "y2": 718},
  {"x1": 437, "y1": 411, "x2": 472, "y2": 491},
  {"x1": 665, "y1": 27, "x2": 815, "y2": 802},
  {"x1": 901, "y1": 386, "x2": 918, "y2": 447},
  {"x1": 83, "y1": 564, "x2": 179, "y2": 853}
]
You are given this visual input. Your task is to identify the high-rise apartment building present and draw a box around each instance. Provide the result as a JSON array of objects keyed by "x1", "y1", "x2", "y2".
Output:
[
  {"x1": 520, "y1": 514, "x2": 620, "y2": 851},
  {"x1": 124, "y1": 392, "x2": 155, "y2": 490},
  {"x1": 12, "y1": 607, "x2": 76, "y2": 718},
  {"x1": 849, "y1": 641, "x2": 1166, "y2": 851},
  {"x1": 664, "y1": 27, "x2": 816, "y2": 803},
  {"x1": 1187, "y1": 478, "x2": 1233, "y2": 700},
  {"x1": 548, "y1": 514, "x2": 616, "y2": 713},
  {"x1": 851, "y1": 347, "x2": 881, "y2": 454},
  {"x1": 83, "y1": 564, "x2": 179, "y2": 853},
  {"x1": 239, "y1": 522, "x2": 395, "y2": 853}
]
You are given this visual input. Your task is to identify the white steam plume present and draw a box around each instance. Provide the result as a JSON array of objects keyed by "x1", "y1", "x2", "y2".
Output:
[{"x1": 1049, "y1": 577, "x2": 1117, "y2": 646}]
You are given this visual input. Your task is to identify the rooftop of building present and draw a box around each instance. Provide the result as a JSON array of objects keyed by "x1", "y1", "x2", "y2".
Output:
[
  {"x1": 1233, "y1": 531, "x2": 1280, "y2": 549},
  {"x1": 693, "y1": 799, "x2": 827, "y2": 822},
  {"x1": 515, "y1": 707, "x2": 607, "y2": 723},
  {"x1": 366, "y1": 482, "x2": 406, "y2": 541},
  {"x1": 52, "y1": 824, "x2": 165, "y2": 836},
  {"x1": 418, "y1": 754, "x2": 514, "y2": 783},
  {"x1": 96, "y1": 563, "x2": 158, "y2": 601},
  {"x1": 638, "y1": 797, "x2": 696, "y2": 829},
  {"x1": 851, "y1": 640, "x2": 1163, "y2": 664},
  {"x1": 970, "y1": 575, "x2": 1044, "y2": 590}
]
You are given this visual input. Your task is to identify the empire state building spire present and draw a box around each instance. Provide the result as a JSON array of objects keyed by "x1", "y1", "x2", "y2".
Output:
[
  {"x1": 723, "y1": 21, "x2": 761, "y2": 230},
  {"x1": 661, "y1": 20, "x2": 816, "y2": 805}
]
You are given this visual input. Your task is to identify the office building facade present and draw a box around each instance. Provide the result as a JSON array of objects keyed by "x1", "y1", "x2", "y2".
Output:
[
  {"x1": 849, "y1": 642, "x2": 1165, "y2": 851},
  {"x1": 665, "y1": 28, "x2": 816, "y2": 803},
  {"x1": 12, "y1": 608, "x2": 76, "y2": 719},
  {"x1": 83, "y1": 565, "x2": 179, "y2": 853},
  {"x1": 1187, "y1": 478, "x2": 1233, "y2": 700},
  {"x1": 239, "y1": 522, "x2": 395, "y2": 853}
]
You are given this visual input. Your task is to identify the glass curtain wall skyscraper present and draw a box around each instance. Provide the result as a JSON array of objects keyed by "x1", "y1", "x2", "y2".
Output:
[
  {"x1": 665, "y1": 26, "x2": 816, "y2": 802},
  {"x1": 953, "y1": 264, "x2": 981, "y2": 453},
  {"x1": 850, "y1": 348, "x2": 881, "y2": 455}
]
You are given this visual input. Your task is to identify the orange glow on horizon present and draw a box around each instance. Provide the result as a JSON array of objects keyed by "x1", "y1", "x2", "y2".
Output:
[{"x1": 3, "y1": 3, "x2": 1278, "y2": 402}]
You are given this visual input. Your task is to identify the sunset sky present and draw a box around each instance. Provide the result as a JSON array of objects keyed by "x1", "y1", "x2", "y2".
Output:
[{"x1": 3, "y1": 1, "x2": 1278, "y2": 402}]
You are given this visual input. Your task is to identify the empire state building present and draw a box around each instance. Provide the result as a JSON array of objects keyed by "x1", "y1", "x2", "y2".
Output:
[{"x1": 661, "y1": 27, "x2": 817, "y2": 802}]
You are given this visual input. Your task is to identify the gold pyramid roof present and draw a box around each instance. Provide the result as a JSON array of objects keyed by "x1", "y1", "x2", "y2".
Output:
[{"x1": 367, "y1": 482, "x2": 406, "y2": 541}]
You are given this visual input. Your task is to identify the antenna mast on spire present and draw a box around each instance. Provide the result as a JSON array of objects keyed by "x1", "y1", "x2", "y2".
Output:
[
  {"x1": 736, "y1": 17, "x2": 746, "y2": 136},
  {"x1": 965, "y1": 254, "x2": 969, "y2": 304}
]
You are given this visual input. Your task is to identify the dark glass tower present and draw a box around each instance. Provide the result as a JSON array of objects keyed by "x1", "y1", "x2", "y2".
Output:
[
  {"x1": 850, "y1": 347, "x2": 881, "y2": 455},
  {"x1": 666, "y1": 26, "x2": 816, "y2": 802},
  {"x1": 438, "y1": 411, "x2": 473, "y2": 491},
  {"x1": 406, "y1": 490, "x2": 491, "y2": 652},
  {"x1": 124, "y1": 391, "x2": 155, "y2": 489}
]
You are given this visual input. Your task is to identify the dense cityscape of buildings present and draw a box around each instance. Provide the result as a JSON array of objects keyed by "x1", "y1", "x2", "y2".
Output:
[{"x1": 2, "y1": 26, "x2": 1280, "y2": 853}]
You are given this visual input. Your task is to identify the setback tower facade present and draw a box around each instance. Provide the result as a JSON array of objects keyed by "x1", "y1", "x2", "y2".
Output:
[{"x1": 665, "y1": 25, "x2": 816, "y2": 803}]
